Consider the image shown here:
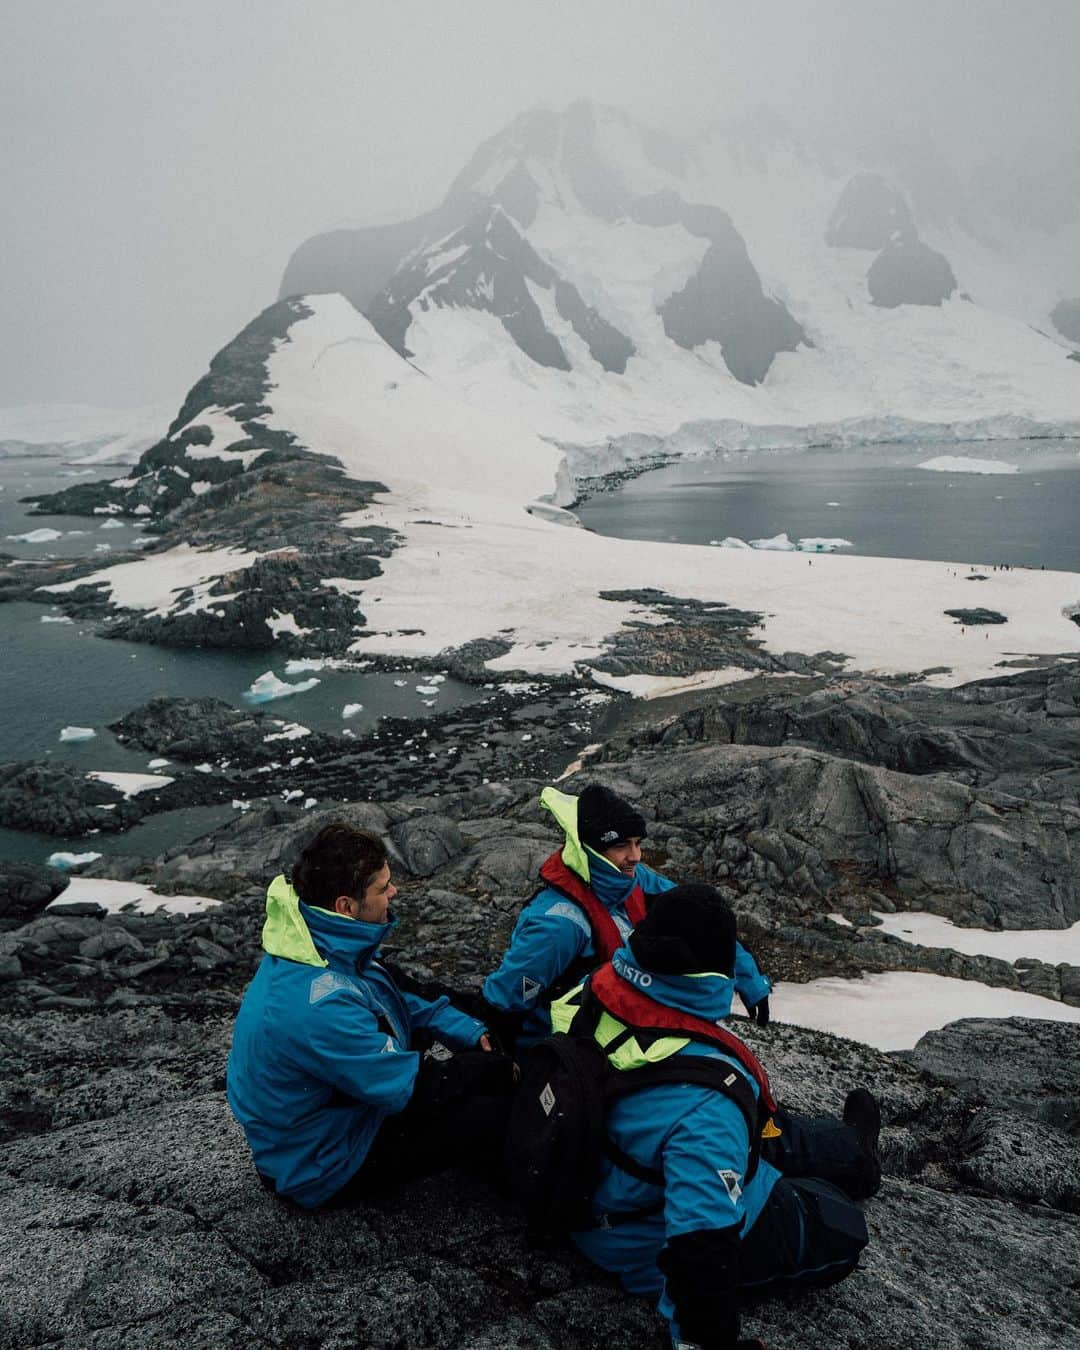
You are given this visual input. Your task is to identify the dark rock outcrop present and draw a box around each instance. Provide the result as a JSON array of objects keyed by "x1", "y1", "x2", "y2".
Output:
[
  {"x1": 368, "y1": 206, "x2": 634, "y2": 373},
  {"x1": 0, "y1": 862, "x2": 68, "y2": 933},
  {"x1": 826, "y1": 173, "x2": 916, "y2": 250},
  {"x1": 867, "y1": 238, "x2": 957, "y2": 308},
  {"x1": 1051, "y1": 297, "x2": 1080, "y2": 344},
  {"x1": 944, "y1": 608, "x2": 1007, "y2": 625},
  {"x1": 632, "y1": 193, "x2": 807, "y2": 384},
  {"x1": 633, "y1": 662, "x2": 1080, "y2": 804}
]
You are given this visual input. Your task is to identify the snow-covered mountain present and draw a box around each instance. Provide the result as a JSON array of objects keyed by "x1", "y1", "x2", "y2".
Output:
[{"x1": 279, "y1": 101, "x2": 1080, "y2": 449}]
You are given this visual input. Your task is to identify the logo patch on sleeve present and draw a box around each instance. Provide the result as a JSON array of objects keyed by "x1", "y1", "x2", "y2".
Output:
[
  {"x1": 521, "y1": 975, "x2": 542, "y2": 1004},
  {"x1": 717, "y1": 1168, "x2": 743, "y2": 1204}
]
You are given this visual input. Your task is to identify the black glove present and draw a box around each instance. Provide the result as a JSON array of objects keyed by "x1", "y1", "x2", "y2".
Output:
[
  {"x1": 453, "y1": 1048, "x2": 518, "y2": 1096},
  {"x1": 746, "y1": 996, "x2": 770, "y2": 1026},
  {"x1": 404, "y1": 1049, "x2": 514, "y2": 1117},
  {"x1": 658, "y1": 1227, "x2": 741, "y2": 1349}
]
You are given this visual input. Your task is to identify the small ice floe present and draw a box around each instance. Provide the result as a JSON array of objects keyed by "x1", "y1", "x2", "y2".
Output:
[
  {"x1": 244, "y1": 670, "x2": 321, "y2": 703},
  {"x1": 826, "y1": 501, "x2": 841, "y2": 507},
  {"x1": 40, "y1": 614, "x2": 73, "y2": 624},
  {"x1": 264, "y1": 722, "x2": 310, "y2": 743},
  {"x1": 749, "y1": 533, "x2": 797, "y2": 551},
  {"x1": 7, "y1": 528, "x2": 63, "y2": 543},
  {"x1": 46, "y1": 851, "x2": 102, "y2": 869},
  {"x1": 415, "y1": 684, "x2": 440, "y2": 696},
  {"x1": 232, "y1": 799, "x2": 251, "y2": 811},
  {"x1": 282, "y1": 789, "x2": 304, "y2": 802},
  {"x1": 749, "y1": 533, "x2": 851, "y2": 553},
  {"x1": 917, "y1": 456, "x2": 1019, "y2": 475},
  {"x1": 147, "y1": 758, "x2": 171, "y2": 769},
  {"x1": 393, "y1": 679, "x2": 408, "y2": 687},
  {"x1": 342, "y1": 703, "x2": 364, "y2": 718},
  {"x1": 100, "y1": 518, "x2": 125, "y2": 530},
  {"x1": 86, "y1": 771, "x2": 174, "y2": 796},
  {"x1": 194, "y1": 763, "x2": 213, "y2": 773},
  {"x1": 303, "y1": 798, "x2": 318, "y2": 809},
  {"x1": 285, "y1": 657, "x2": 328, "y2": 674},
  {"x1": 798, "y1": 537, "x2": 853, "y2": 553},
  {"x1": 94, "y1": 543, "x2": 112, "y2": 553},
  {"x1": 59, "y1": 726, "x2": 96, "y2": 743},
  {"x1": 710, "y1": 537, "x2": 752, "y2": 548}
]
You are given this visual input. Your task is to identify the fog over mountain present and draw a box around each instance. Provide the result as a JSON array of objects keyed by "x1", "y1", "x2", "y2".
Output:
[{"x1": 4, "y1": 0, "x2": 1080, "y2": 409}]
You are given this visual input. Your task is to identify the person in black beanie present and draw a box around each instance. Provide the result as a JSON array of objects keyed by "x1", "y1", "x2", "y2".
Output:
[
  {"x1": 482, "y1": 783, "x2": 772, "y2": 1049},
  {"x1": 553, "y1": 882, "x2": 881, "y2": 1350}
]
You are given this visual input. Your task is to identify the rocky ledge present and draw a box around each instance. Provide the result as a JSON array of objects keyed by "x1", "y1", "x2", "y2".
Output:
[{"x1": 1, "y1": 660, "x2": 1079, "y2": 1346}]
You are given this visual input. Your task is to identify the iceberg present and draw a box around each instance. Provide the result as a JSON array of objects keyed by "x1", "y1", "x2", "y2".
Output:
[
  {"x1": 59, "y1": 726, "x2": 96, "y2": 743},
  {"x1": 749, "y1": 533, "x2": 797, "y2": 551},
  {"x1": 798, "y1": 537, "x2": 853, "y2": 552},
  {"x1": 243, "y1": 670, "x2": 321, "y2": 704},
  {"x1": 7, "y1": 527, "x2": 63, "y2": 543},
  {"x1": 342, "y1": 703, "x2": 364, "y2": 718},
  {"x1": 46, "y1": 851, "x2": 102, "y2": 869},
  {"x1": 917, "y1": 456, "x2": 1019, "y2": 475}
]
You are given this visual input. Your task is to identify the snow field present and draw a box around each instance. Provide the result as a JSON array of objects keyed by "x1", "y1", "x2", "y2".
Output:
[{"x1": 762, "y1": 971, "x2": 1080, "y2": 1052}]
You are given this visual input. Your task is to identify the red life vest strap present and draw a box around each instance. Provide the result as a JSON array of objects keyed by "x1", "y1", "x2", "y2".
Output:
[
  {"x1": 539, "y1": 850, "x2": 646, "y2": 962},
  {"x1": 589, "y1": 961, "x2": 778, "y2": 1114}
]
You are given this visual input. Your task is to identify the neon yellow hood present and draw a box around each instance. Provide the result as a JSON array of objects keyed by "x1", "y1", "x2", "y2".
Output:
[
  {"x1": 539, "y1": 785, "x2": 628, "y2": 886},
  {"x1": 262, "y1": 874, "x2": 328, "y2": 968}
]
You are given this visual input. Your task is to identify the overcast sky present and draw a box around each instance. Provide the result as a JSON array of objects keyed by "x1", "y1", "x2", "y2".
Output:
[{"x1": 4, "y1": 0, "x2": 1079, "y2": 410}]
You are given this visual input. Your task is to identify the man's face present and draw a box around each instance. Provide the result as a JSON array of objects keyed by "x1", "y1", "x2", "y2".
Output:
[
  {"x1": 338, "y1": 861, "x2": 397, "y2": 924},
  {"x1": 601, "y1": 837, "x2": 642, "y2": 877}
]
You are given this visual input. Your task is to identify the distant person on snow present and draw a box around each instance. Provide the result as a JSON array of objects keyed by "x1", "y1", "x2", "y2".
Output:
[
  {"x1": 539, "y1": 885, "x2": 880, "y2": 1349},
  {"x1": 482, "y1": 784, "x2": 771, "y2": 1048},
  {"x1": 227, "y1": 822, "x2": 517, "y2": 1207}
]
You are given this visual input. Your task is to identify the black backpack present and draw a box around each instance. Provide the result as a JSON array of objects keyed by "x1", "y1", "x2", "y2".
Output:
[{"x1": 506, "y1": 1008, "x2": 763, "y2": 1243}]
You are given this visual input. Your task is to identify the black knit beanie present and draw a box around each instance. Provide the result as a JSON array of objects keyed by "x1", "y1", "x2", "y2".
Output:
[
  {"x1": 577, "y1": 784, "x2": 647, "y2": 852},
  {"x1": 628, "y1": 883, "x2": 737, "y2": 977}
]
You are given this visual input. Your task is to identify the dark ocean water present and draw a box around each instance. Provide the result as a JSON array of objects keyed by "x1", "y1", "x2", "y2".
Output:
[
  {"x1": 0, "y1": 450, "x2": 485, "y2": 863},
  {"x1": 576, "y1": 441, "x2": 1080, "y2": 573}
]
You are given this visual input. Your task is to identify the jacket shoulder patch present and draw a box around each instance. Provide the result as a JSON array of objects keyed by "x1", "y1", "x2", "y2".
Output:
[
  {"x1": 309, "y1": 971, "x2": 355, "y2": 1004},
  {"x1": 544, "y1": 901, "x2": 592, "y2": 938}
]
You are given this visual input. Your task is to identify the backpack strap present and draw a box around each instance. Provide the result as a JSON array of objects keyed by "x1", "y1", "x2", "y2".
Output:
[
  {"x1": 588, "y1": 962, "x2": 778, "y2": 1115},
  {"x1": 539, "y1": 851, "x2": 645, "y2": 965},
  {"x1": 564, "y1": 982, "x2": 767, "y2": 1202}
]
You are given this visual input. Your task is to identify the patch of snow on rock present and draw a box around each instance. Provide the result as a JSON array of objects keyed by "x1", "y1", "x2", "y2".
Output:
[
  {"x1": 872, "y1": 910, "x2": 1080, "y2": 966},
  {"x1": 770, "y1": 970, "x2": 1080, "y2": 1051},
  {"x1": 50, "y1": 876, "x2": 221, "y2": 915}
]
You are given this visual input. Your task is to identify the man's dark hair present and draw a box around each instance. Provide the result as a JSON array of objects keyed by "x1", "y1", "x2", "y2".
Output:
[{"x1": 291, "y1": 823, "x2": 389, "y2": 909}]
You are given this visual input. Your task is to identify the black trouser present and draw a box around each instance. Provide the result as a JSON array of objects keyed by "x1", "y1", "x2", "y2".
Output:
[
  {"x1": 738, "y1": 1108, "x2": 873, "y2": 1297},
  {"x1": 762, "y1": 1106, "x2": 881, "y2": 1202},
  {"x1": 327, "y1": 1089, "x2": 513, "y2": 1206}
]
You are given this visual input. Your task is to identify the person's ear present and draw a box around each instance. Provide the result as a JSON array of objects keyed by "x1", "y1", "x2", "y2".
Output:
[{"x1": 333, "y1": 895, "x2": 354, "y2": 917}]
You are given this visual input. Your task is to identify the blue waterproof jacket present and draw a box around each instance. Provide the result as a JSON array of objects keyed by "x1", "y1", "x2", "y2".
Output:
[
  {"x1": 226, "y1": 875, "x2": 485, "y2": 1208},
  {"x1": 561, "y1": 945, "x2": 782, "y2": 1337},
  {"x1": 483, "y1": 787, "x2": 771, "y2": 1045}
]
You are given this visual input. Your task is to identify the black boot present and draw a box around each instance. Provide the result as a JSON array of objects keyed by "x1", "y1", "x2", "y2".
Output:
[{"x1": 843, "y1": 1087, "x2": 882, "y2": 1198}]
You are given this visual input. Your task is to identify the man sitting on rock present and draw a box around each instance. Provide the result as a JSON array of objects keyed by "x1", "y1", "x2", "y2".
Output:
[
  {"x1": 482, "y1": 783, "x2": 771, "y2": 1047},
  {"x1": 227, "y1": 822, "x2": 517, "y2": 1208},
  {"x1": 555, "y1": 884, "x2": 880, "y2": 1349}
]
